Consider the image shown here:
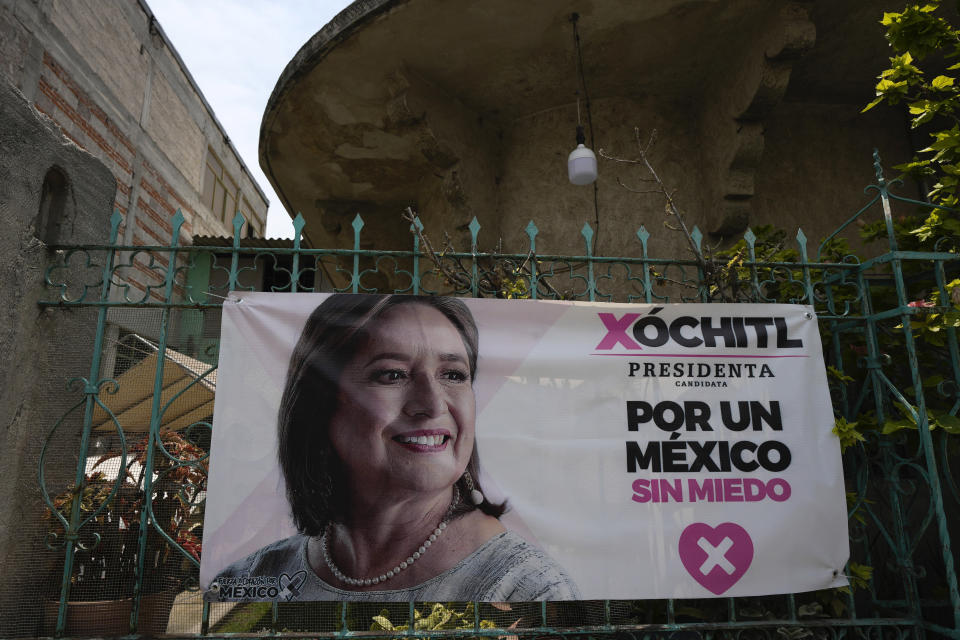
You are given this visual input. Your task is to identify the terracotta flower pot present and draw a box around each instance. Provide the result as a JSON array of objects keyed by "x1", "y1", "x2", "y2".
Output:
[{"x1": 41, "y1": 590, "x2": 176, "y2": 637}]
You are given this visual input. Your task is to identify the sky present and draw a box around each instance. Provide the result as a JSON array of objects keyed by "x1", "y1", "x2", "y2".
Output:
[{"x1": 147, "y1": 0, "x2": 352, "y2": 239}]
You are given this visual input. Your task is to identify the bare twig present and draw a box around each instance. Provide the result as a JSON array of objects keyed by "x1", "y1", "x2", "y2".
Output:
[
  {"x1": 402, "y1": 208, "x2": 565, "y2": 299},
  {"x1": 647, "y1": 267, "x2": 698, "y2": 290},
  {"x1": 615, "y1": 176, "x2": 662, "y2": 194},
  {"x1": 402, "y1": 207, "x2": 472, "y2": 289},
  {"x1": 629, "y1": 127, "x2": 706, "y2": 269},
  {"x1": 643, "y1": 129, "x2": 657, "y2": 155},
  {"x1": 597, "y1": 152, "x2": 644, "y2": 166},
  {"x1": 601, "y1": 127, "x2": 723, "y2": 299},
  {"x1": 515, "y1": 256, "x2": 563, "y2": 298}
]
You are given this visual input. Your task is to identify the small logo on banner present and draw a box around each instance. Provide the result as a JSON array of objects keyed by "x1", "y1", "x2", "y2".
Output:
[
  {"x1": 211, "y1": 570, "x2": 308, "y2": 601},
  {"x1": 278, "y1": 571, "x2": 307, "y2": 601},
  {"x1": 678, "y1": 522, "x2": 754, "y2": 595}
]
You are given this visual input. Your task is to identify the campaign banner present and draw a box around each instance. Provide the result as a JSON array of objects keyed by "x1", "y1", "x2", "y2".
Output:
[{"x1": 200, "y1": 293, "x2": 849, "y2": 601}]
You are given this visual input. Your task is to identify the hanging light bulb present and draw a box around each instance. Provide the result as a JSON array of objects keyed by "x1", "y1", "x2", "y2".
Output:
[
  {"x1": 568, "y1": 14, "x2": 597, "y2": 185},
  {"x1": 568, "y1": 123, "x2": 597, "y2": 185}
]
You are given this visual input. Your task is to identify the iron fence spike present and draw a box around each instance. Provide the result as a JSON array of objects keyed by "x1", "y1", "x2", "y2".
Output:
[{"x1": 292, "y1": 213, "x2": 306, "y2": 233}]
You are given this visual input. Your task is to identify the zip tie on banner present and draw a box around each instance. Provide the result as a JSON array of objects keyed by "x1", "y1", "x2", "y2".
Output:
[{"x1": 195, "y1": 290, "x2": 243, "y2": 304}]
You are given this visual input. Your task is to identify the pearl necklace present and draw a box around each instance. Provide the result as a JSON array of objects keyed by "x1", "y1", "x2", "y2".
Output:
[{"x1": 320, "y1": 487, "x2": 459, "y2": 588}]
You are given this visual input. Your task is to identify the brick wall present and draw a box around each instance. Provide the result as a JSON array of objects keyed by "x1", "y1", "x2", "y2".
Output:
[
  {"x1": 0, "y1": 0, "x2": 270, "y2": 303},
  {"x1": 34, "y1": 50, "x2": 185, "y2": 299},
  {"x1": 35, "y1": 51, "x2": 136, "y2": 218}
]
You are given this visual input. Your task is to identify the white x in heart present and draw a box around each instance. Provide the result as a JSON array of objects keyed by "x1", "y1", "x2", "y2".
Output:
[{"x1": 697, "y1": 536, "x2": 736, "y2": 575}]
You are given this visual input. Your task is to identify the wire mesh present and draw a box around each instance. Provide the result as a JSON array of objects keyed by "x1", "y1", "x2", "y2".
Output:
[{"x1": 19, "y1": 161, "x2": 960, "y2": 638}]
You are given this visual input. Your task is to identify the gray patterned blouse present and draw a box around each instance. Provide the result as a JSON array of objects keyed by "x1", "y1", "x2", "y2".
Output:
[{"x1": 210, "y1": 531, "x2": 580, "y2": 602}]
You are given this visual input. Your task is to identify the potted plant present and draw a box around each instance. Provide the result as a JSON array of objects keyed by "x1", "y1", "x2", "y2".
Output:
[{"x1": 41, "y1": 430, "x2": 207, "y2": 636}]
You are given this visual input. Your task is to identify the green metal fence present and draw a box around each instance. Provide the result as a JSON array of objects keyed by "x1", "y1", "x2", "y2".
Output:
[{"x1": 29, "y1": 154, "x2": 959, "y2": 639}]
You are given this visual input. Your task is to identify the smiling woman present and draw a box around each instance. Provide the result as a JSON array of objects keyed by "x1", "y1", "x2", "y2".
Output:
[{"x1": 211, "y1": 294, "x2": 579, "y2": 601}]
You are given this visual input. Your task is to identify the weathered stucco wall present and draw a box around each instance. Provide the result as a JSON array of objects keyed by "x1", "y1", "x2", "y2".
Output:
[
  {"x1": 497, "y1": 96, "x2": 705, "y2": 261},
  {"x1": 752, "y1": 102, "x2": 913, "y2": 257},
  {"x1": 0, "y1": 80, "x2": 116, "y2": 635}
]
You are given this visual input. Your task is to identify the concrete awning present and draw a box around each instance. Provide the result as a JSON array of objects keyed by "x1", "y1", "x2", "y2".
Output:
[
  {"x1": 258, "y1": 0, "x2": 903, "y2": 267},
  {"x1": 92, "y1": 346, "x2": 216, "y2": 433}
]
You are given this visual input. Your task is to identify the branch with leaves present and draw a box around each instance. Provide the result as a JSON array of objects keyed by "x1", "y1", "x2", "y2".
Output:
[{"x1": 863, "y1": 0, "x2": 960, "y2": 249}]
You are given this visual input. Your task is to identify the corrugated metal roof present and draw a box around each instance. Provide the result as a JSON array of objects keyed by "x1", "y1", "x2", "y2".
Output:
[{"x1": 191, "y1": 235, "x2": 312, "y2": 249}]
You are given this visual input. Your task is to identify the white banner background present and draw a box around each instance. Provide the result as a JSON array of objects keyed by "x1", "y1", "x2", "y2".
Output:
[{"x1": 200, "y1": 293, "x2": 849, "y2": 599}]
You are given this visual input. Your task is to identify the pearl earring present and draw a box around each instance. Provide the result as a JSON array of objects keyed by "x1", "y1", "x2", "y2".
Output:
[{"x1": 462, "y1": 470, "x2": 485, "y2": 506}]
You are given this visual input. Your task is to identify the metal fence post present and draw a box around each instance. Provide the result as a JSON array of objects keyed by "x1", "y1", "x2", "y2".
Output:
[
  {"x1": 291, "y1": 213, "x2": 305, "y2": 293},
  {"x1": 526, "y1": 220, "x2": 539, "y2": 300},
  {"x1": 637, "y1": 226, "x2": 652, "y2": 304},
  {"x1": 469, "y1": 217, "x2": 480, "y2": 297},
  {"x1": 130, "y1": 210, "x2": 185, "y2": 633},
  {"x1": 46, "y1": 209, "x2": 122, "y2": 637},
  {"x1": 411, "y1": 216, "x2": 423, "y2": 295},
  {"x1": 352, "y1": 214, "x2": 364, "y2": 294},
  {"x1": 582, "y1": 223, "x2": 595, "y2": 301}
]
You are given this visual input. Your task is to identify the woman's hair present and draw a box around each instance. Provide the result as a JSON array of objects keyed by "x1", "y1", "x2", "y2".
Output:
[{"x1": 278, "y1": 294, "x2": 505, "y2": 536}]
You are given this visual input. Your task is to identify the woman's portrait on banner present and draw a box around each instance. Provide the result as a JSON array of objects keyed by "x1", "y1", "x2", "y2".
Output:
[
  {"x1": 202, "y1": 293, "x2": 848, "y2": 601},
  {"x1": 209, "y1": 294, "x2": 580, "y2": 601}
]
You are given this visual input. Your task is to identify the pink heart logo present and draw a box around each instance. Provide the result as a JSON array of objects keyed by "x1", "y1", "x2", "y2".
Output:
[{"x1": 678, "y1": 522, "x2": 754, "y2": 595}]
